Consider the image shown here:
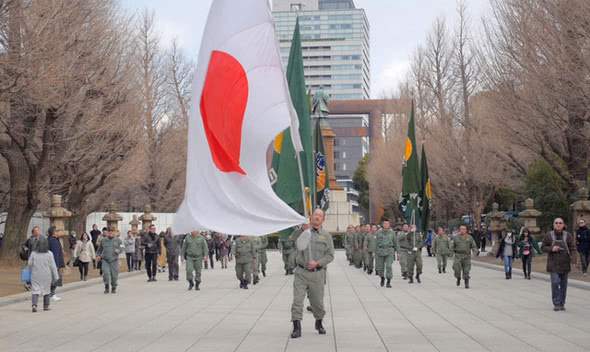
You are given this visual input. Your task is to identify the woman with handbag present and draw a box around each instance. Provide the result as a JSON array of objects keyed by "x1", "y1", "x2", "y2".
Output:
[
  {"x1": 28, "y1": 237, "x2": 59, "y2": 312},
  {"x1": 74, "y1": 232, "x2": 96, "y2": 281},
  {"x1": 518, "y1": 228, "x2": 541, "y2": 279}
]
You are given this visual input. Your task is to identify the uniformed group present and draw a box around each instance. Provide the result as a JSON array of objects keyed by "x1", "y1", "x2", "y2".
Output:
[{"x1": 342, "y1": 220, "x2": 478, "y2": 289}]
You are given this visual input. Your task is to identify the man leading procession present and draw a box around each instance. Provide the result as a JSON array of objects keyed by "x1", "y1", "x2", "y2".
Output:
[{"x1": 375, "y1": 220, "x2": 397, "y2": 288}]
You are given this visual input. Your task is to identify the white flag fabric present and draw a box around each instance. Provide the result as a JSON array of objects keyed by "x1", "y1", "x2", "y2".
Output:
[{"x1": 173, "y1": 0, "x2": 305, "y2": 236}]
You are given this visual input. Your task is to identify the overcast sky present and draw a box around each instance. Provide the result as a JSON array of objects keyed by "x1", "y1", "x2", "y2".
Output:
[{"x1": 122, "y1": 0, "x2": 492, "y2": 98}]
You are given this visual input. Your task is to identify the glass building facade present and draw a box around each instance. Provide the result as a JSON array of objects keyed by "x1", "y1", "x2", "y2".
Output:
[{"x1": 272, "y1": 0, "x2": 370, "y2": 100}]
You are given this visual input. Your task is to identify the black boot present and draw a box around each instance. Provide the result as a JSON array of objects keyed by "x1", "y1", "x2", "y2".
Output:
[
  {"x1": 195, "y1": 281, "x2": 200, "y2": 291},
  {"x1": 315, "y1": 319, "x2": 326, "y2": 335},
  {"x1": 438, "y1": 267, "x2": 442, "y2": 274},
  {"x1": 32, "y1": 305, "x2": 37, "y2": 313},
  {"x1": 416, "y1": 274, "x2": 421, "y2": 284},
  {"x1": 104, "y1": 285, "x2": 110, "y2": 294},
  {"x1": 188, "y1": 280, "x2": 194, "y2": 290},
  {"x1": 505, "y1": 272, "x2": 509, "y2": 280},
  {"x1": 380, "y1": 276, "x2": 385, "y2": 287},
  {"x1": 262, "y1": 270, "x2": 266, "y2": 277},
  {"x1": 368, "y1": 270, "x2": 372, "y2": 275},
  {"x1": 243, "y1": 281, "x2": 249, "y2": 289},
  {"x1": 456, "y1": 278, "x2": 461, "y2": 286},
  {"x1": 285, "y1": 270, "x2": 289, "y2": 276},
  {"x1": 465, "y1": 279, "x2": 470, "y2": 289},
  {"x1": 291, "y1": 320, "x2": 301, "y2": 338},
  {"x1": 386, "y1": 279, "x2": 392, "y2": 288},
  {"x1": 443, "y1": 267, "x2": 446, "y2": 273},
  {"x1": 402, "y1": 273, "x2": 407, "y2": 280},
  {"x1": 253, "y1": 276, "x2": 259, "y2": 285},
  {"x1": 408, "y1": 276, "x2": 414, "y2": 284},
  {"x1": 111, "y1": 286, "x2": 117, "y2": 294}
]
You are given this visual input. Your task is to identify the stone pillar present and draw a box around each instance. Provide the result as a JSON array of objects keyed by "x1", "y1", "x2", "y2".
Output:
[
  {"x1": 518, "y1": 198, "x2": 542, "y2": 238},
  {"x1": 571, "y1": 187, "x2": 590, "y2": 232},
  {"x1": 129, "y1": 215, "x2": 140, "y2": 235},
  {"x1": 321, "y1": 125, "x2": 341, "y2": 191},
  {"x1": 487, "y1": 203, "x2": 506, "y2": 256},
  {"x1": 102, "y1": 203, "x2": 123, "y2": 236},
  {"x1": 139, "y1": 204, "x2": 157, "y2": 231},
  {"x1": 45, "y1": 195, "x2": 72, "y2": 238}
]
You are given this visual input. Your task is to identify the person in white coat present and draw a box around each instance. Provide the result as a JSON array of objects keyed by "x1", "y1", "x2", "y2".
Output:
[
  {"x1": 28, "y1": 237, "x2": 59, "y2": 313},
  {"x1": 74, "y1": 232, "x2": 96, "y2": 281}
]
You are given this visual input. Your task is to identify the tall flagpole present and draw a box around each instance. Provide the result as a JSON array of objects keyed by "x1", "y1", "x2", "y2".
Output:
[{"x1": 295, "y1": 151, "x2": 310, "y2": 219}]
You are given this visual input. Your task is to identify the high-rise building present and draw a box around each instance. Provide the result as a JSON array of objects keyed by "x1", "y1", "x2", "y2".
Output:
[
  {"x1": 272, "y1": 0, "x2": 370, "y2": 101},
  {"x1": 272, "y1": 0, "x2": 370, "y2": 223}
]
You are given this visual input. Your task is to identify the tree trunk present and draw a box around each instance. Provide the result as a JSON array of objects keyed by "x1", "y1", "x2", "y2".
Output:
[
  {"x1": 66, "y1": 191, "x2": 87, "y2": 237},
  {"x1": 0, "y1": 147, "x2": 38, "y2": 259}
]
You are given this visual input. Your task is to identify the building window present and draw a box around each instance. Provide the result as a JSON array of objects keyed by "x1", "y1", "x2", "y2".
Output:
[
  {"x1": 342, "y1": 163, "x2": 347, "y2": 171},
  {"x1": 290, "y1": 4, "x2": 302, "y2": 11},
  {"x1": 341, "y1": 151, "x2": 346, "y2": 159}
]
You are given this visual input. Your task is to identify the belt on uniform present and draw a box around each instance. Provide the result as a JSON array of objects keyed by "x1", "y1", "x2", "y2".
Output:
[{"x1": 297, "y1": 264, "x2": 323, "y2": 272}]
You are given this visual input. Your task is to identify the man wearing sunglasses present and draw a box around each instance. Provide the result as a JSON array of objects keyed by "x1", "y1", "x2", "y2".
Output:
[{"x1": 541, "y1": 218, "x2": 577, "y2": 311}]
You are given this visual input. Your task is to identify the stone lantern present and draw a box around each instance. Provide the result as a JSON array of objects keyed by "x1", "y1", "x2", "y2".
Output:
[
  {"x1": 129, "y1": 215, "x2": 140, "y2": 235},
  {"x1": 102, "y1": 203, "x2": 123, "y2": 236},
  {"x1": 487, "y1": 203, "x2": 506, "y2": 256},
  {"x1": 139, "y1": 204, "x2": 157, "y2": 231},
  {"x1": 45, "y1": 195, "x2": 72, "y2": 238},
  {"x1": 519, "y1": 198, "x2": 542, "y2": 238},
  {"x1": 571, "y1": 187, "x2": 590, "y2": 232}
]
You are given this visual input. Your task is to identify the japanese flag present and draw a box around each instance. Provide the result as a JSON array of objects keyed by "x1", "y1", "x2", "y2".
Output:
[{"x1": 173, "y1": 0, "x2": 305, "y2": 235}]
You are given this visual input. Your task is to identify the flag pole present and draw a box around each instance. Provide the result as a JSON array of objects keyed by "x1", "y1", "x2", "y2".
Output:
[{"x1": 295, "y1": 150, "x2": 310, "y2": 219}]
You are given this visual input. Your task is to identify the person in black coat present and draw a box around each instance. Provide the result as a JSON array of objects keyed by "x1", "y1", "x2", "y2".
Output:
[
  {"x1": 576, "y1": 219, "x2": 590, "y2": 275},
  {"x1": 47, "y1": 226, "x2": 65, "y2": 300},
  {"x1": 142, "y1": 224, "x2": 161, "y2": 282}
]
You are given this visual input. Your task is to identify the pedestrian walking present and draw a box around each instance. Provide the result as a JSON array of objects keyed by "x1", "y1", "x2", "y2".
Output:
[
  {"x1": 234, "y1": 235, "x2": 256, "y2": 289},
  {"x1": 364, "y1": 225, "x2": 377, "y2": 275},
  {"x1": 344, "y1": 225, "x2": 354, "y2": 265},
  {"x1": 575, "y1": 219, "x2": 590, "y2": 275},
  {"x1": 20, "y1": 226, "x2": 44, "y2": 292},
  {"x1": 96, "y1": 228, "x2": 122, "y2": 294},
  {"x1": 124, "y1": 231, "x2": 135, "y2": 272},
  {"x1": 220, "y1": 238, "x2": 230, "y2": 269},
  {"x1": 73, "y1": 232, "x2": 96, "y2": 281},
  {"x1": 497, "y1": 231, "x2": 517, "y2": 279},
  {"x1": 47, "y1": 227, "x2": 65, "y2": 301},
  {"x1": 66, "y1": 231, "x2": 77, "y2": 266},
  {"x1": 157, "y1": 231, "x2": 167, "y2": 274},
  {"x1": 403, "y1": 225, "x2": 424, "y2": 284},
  {"x1": 451, "y1": 224, "x2": 477, "y2": 289},
  {"x1": 290, "y1": 209, "x2": 334, "y2": 339},
  {"x1": 27, "y1": 237, "x2": 59, "y2": 313},
  {"x1": 279, "y1": 228, "x2": 298, "y2": 275},
  {"x1": 424, "y1": 229, "x2": 434, "y2": 257},
  {"x1": 251, "y1": 236, "x2": 261, "y2": 284},
  {"x1": 182, "y1": 231, "x2": 208, "y2": 290},
  {"x1": 257, "y1": 235, "x2": 269, "y2": 277},
  {"x1": 352, "y1": 225, "x2": 366, "y2": 269},
  {"x1": 90, "y1": 224, "x2": 101, "y2": 252},
  {"x1": 142, "y1": 224, "x2": 161, "y2": 282},
  {"x1": 541, "y1": 217, "x2": 577, "y2": 311},
  {"x1": 397, "y1": 224, "x2": 410, "y2": 280},
  {"x1": 432, "y1": 227, "x2": 451, "y2": 273},
  {"x1": 204, "y1": 234, "x2": 215, "y2": 269},
  {"x1": 133, "y1": 233, "x2": 144, "y2": 271},
  {"x1": 375, "y1": 220, "x2": 396, "y2": 288},
  {"x1": 480, "y1": 226, "x2": 488, "y2": 252},
  {"x1": 163, "y1": 227, "x2": 181, "y2": 281},
  {"x1": 518, "y1": 227, "x2": 541, "y2": 279}
]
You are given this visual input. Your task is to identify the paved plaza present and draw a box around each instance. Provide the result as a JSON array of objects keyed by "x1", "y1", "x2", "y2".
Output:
[{"x1": 1, "y1": 251, "x2": 589, "y2": 352}]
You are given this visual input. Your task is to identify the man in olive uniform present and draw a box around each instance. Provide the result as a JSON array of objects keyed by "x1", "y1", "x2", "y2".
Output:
[
  {"x1": 364, "y1": 225, "x2": 377, "y2": 275},
  {"x1": 344, "y1": 225, "x2": 354, "y2": 265},
  {"x1": 375, "y1": 220, "x2": 397, "y2": 288},
  {"x1": 403, "y1": 224, "x2": 424, "y2": 284},
  {"x1": 433, "y1": 227, "x2": 452, "y2": 273},
  {"x1": 182, "y1": 231, "x2": 209, "y2": 290},
  {"x1": 280, "y1": 228, "x2": 299, "y2": 275},
  {"x1": 257, "y1": 236, "x2": 269, "y2": 277},
  {"x1": 251, "y1": 237, "x2": 262, "y2": 285},
  {"x1": 397, "y1": 224, "x2": 410, "y2": 279},
  {"x1": 291, "y1": 209, "x2": 334, "y2": 339},
  {"x1": 451, "y1": 224, "x2": 478, "y2": 289},
  {"x1": 234, "y1": 235, "x2": 256, "y2": 289},
  {"x1": 96, "y1": 228, "x2": 123, "y2": 294},
  {"x1": 352, "y1": 225, "x2": 364, "y2": 269}
]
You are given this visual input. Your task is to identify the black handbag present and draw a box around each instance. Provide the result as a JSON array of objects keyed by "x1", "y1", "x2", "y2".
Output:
[{"x1": 73, "y1": 257, "x2": 81, "y2": 267}]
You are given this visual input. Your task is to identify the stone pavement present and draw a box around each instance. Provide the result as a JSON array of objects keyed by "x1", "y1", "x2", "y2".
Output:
[{"x1": 1, "y1": 251, "x2": 589, "y2": 352}]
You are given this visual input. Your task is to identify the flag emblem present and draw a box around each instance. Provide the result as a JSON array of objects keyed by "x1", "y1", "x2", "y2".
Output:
[
  {"x1": 404, "y1": 137, "x2": 413, "y2": 161},
  {"x1": 200, "y1": 50, "x2": 248, "y2": 175}
]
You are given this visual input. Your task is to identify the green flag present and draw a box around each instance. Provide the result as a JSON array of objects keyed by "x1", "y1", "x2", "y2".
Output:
[
  {"x1": 399, "y1": 101, "x2": 422, "y2": 228},
  {"x1": 315, "y1": 118, "x2": 329, "y2": 210},
  {"x1": 270, "y1": 18, "x2": 313, "y2": 216},
  {"x1": 420, "y1": 145, "x2": 431, "y2": 233}
]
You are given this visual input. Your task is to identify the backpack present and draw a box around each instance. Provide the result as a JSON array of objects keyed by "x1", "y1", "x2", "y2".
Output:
[{"x1": 19, "y1": 238, "x2": 31, "y2": 261}]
